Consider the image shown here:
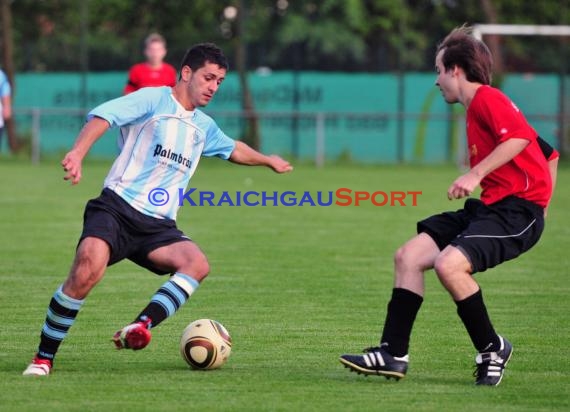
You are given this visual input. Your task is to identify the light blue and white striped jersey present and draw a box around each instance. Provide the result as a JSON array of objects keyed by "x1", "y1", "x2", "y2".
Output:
[{"x1": 88, "y1": 86, "x2": 235, "y2": 220}]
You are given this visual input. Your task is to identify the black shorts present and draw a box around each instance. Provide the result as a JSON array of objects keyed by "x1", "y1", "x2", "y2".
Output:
[
  {"x1": 79, "y1": 188, "x2": 191, "y2": 275},
  {"x1": 417, "y1": 196, "x2": 544, "y2": 273}
]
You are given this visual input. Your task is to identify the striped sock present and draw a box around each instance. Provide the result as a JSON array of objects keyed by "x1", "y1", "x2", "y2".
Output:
[
  {"x1": 37, "y1": 285, "x2": 85, "y2": 361},
  {"x1": 135, "y1": 272, "x2": 199, "y2": 328}
]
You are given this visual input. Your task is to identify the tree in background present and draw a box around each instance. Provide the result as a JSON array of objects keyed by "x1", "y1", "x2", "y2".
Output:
[
  {"x1": 5, "y1": 0, "x2": 566, "y2": 73},
  {"x1": 238, "y1": 1, "x2": 260, "y2": 150},
  {"x1": 2, "y1": 0, "x2": 568, "y2": 155}
]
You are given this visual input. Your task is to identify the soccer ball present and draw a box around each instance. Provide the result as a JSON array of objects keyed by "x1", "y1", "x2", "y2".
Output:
[{"x1": 180, "y1": 319, "x2": 232, "y2": 370}]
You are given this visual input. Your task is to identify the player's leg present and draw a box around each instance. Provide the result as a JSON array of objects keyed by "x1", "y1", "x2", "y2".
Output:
[
  {"x1": 434, "y1": 245, "x2": 501, "y2": 352},
  {"x1": 62, "y1": 237, "x2": 111, "y2": 298},
  {"x1": 23, "y1": 237, "x2": 110, "y2": 376},
  {"x1": 113, "y1": 240, "x2": 208, "y2": 350},
  {"x1": 134, "y1": 240, "x2": 208, "y2": 327},
  {"x1": 435, "y1": 197, "x2": 544, "y2": 385},
  {"x1": 434, "y1": 244, "x2": 512, "y2": 386},
  {"x1": 381, "y1": 233, "x2": 440, "y2": 355},
  {"x1": 340, "y1": 206, "x2": 471, "y2": 379},
  {"x1": 339, "y1": 233, "x2": 440, "y2": 379}
]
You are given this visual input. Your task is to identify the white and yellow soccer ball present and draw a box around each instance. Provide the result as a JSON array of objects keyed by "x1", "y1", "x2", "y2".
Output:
[{"x1": 180, "y1": 319, "x2": 232, "y2": 370}]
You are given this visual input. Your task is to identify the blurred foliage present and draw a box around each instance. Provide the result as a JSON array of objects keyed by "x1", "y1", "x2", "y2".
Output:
[{"x1": 6, "y1": 0, "x2": 570, "y2": 73}]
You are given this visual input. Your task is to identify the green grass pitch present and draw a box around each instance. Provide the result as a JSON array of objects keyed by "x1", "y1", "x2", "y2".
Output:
[{"x1": 0, "y1": 158, "x2": 568, "y2": 411}]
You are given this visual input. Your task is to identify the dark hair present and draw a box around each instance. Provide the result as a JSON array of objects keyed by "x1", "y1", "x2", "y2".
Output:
[
  {"x1": 437, "y1": 25, "x2": 493, "y2": 85},
  {"x1": 179, "y1": 43, "x2": 229, "y2": 72}
]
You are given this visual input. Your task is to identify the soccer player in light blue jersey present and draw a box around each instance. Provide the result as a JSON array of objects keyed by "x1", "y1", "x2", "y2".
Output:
[{"x1": 23, "y1": 43, "x2": 292, "y2": 376}]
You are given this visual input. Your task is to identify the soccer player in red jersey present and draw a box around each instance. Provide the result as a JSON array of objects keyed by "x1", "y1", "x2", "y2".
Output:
[
  {"x1": 124, "y1": 33, "x2": 177, "y2": 94},
  {"x1": 340, "y1": 26, "x2": 558, "y2": 386}
]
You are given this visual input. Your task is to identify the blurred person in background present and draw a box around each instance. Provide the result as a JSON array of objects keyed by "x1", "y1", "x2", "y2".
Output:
[
  {"x1": 0, "y1": 68, "x2": 12, "y2": 149},
  {"x1": 124, "y1": 33, "x2": 177, "y2": 94}
]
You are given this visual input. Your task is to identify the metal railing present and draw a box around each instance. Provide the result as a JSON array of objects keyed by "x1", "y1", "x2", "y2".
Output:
[{"x1": 14, "y1": 107, "x2": 567, "y2": 166}]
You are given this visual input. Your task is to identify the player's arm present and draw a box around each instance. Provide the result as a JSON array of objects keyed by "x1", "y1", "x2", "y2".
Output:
[
  {"x1": 548, "y1": 156, "x2": 558, "y2": 194},
  {"x1": 229, "y1": 141, "x2": 293, "y2": 173},
  {"x1": 544, "y1": 155, "x2": 558, "y2": 217},
  {"x1": 1, "y1": 95, "x2": 11, "y2": 120},
  {"x1": 62, "y1": 117, "x2": 110, "y2": 185},
  {"x1": 447, "y1": 138, "x2": 529, "y2": 200},
  {"x1": 536, "y1": 136, "x2": 559, "y2": 216},
  {"x1": 537, "y1": 136, "x2": 559, "y2": 194}
]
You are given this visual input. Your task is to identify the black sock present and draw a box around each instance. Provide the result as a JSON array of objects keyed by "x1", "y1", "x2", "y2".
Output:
[
  {"x1": 455, "y1": 289, "x2": 500, "y2": 352},
  {"x1": 380, "y1": 288, "x2": 423, "y2": 357}
]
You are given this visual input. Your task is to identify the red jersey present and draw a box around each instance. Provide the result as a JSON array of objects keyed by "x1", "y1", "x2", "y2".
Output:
[
  {"x1": 466, "y1": 85, "x2": 556, "y2": 208},
  {"x1": 124, "y1": 63, "x2": 177, "y2": 94}
]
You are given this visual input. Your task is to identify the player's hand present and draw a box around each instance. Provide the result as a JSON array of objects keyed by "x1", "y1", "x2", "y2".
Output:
[
  {"x1": 447, "y1": 171, "x2": 480, "y2": 200},
  {"x1": 268, "y1": 155, "x2": 293, "y2": 174},
  {"x1": 62, "y1": 150, "x2": 83, "y2": 185}
]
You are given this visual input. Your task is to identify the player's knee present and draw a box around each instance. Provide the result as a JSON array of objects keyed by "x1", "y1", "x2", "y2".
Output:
[
  {"x1": 194, "y1": 257, "x2": 210, "y2": 281},
  {"x1": 73, "y1": 253, "x2": 98, "y2": 277},
  {"x1": 66, "y1": 254, "x2": 104, "y2": 297},
  {"x1": 394, "y1": 245, "x2": 406, "y2": 269},
  {"x1": 179, "y1": 253, "x2": 210, "y2": 282},
  {"x1": 434, "y1": 254, "x2": 450, "y2": 277},
  {"x1": 434, "y1": 248, "x2": 471, "y2": 281},
  {"x1": 433, "y1": 253, "x2": 462, "y2": 286},
  {"x1": 394, "y1": 244, "x2": 418, "y2": 272}
]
